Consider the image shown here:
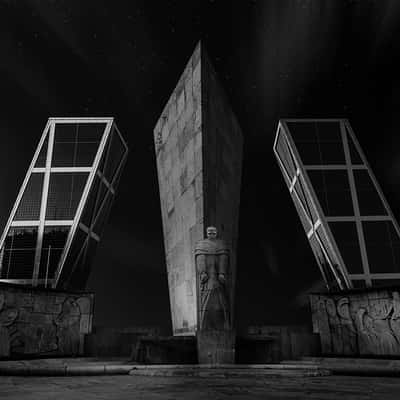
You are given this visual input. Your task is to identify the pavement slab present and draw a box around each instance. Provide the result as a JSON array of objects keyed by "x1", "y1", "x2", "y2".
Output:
[{"x1": 0, "y1": 375, "x2": 399, "y2": 400}]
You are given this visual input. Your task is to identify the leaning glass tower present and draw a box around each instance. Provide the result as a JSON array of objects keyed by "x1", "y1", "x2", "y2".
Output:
[
  {"x1": 274, "y1": 119, "x2": 400, "y2": 291},
  {"x1": 0, "y1": 118, "x2": 128, "y2": 290}
]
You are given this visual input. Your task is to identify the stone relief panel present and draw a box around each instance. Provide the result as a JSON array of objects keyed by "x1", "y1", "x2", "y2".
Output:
[
  {"x1": 0, "y1": 285, "x2": 93, "y2": 358},
  {"x1": 310, "y1": 289, "x2": 400, "y2": 356}
]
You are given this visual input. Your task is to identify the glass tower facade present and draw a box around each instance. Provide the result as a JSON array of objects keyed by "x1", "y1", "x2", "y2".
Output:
[
  {"x1": 274, "y1": 119, "x2": 400, "y2": 290},
  {"x1": 0, "y1": 118, "x2": 128, "y2": 290}
]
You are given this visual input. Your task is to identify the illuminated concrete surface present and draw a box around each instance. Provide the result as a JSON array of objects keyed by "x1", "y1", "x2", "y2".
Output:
[{"x1": 154, "y1": 42, "x2": 242, "y2": 335}]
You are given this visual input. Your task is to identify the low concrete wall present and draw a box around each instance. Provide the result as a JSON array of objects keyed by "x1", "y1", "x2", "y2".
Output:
[
  {"x1": 0, "y1": 283, "x2": 94, "y2": 359},
  {"x1": 310, "y1": 287, "x2": 400, "y2": 356},
  {"x1": 133, "y1": 336, "x2": 197, "y2": 364},
  {"x1": 246, "y1": 325, "x2": 320, "y2": 362},
  {"x1": 85, "y1": 326, "x2": 160, "y2": 357}
]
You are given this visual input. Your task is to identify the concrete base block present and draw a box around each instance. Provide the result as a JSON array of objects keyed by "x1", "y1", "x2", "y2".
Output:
[
  {"x1": 197, "y1": 330, "x2": 235, "y2": 365},
  {"x1": 133, "y1": 336, "x2": 197, "y2": 364}
]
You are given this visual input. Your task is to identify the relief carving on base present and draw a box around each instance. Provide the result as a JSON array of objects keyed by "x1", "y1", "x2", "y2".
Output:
[
  {"x1": 0, "y1": 294, "x2": 18, "y2": 356},
  {"x1": 313, "y1": 290, "x2": 400, "y2": 356},
  {"x1": 0, "y1": 291, "x2": 92, "y2": 358},
  {"x1": 355, "y1": 293, "x2": 400, "y2": 355}
]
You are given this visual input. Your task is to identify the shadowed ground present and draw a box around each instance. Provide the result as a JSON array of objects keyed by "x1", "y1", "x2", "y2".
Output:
[{"x1": 0, "y1": 375, "x2": 400, "y2": 400}]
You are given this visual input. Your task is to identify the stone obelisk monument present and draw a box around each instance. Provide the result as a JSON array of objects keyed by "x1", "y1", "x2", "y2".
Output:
[{"x1": 154, "y1": 42, "x2": 242, "y2": 360}]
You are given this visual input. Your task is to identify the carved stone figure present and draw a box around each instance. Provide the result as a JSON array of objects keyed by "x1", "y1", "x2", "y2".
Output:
[
  {"x1": 336, "y1": 297, "x2": 357, "y2": 354},
  {"x1": 390, "y1": 291, "x2": 400, "y2": 342},
  {"x1": 0, "y1": 294, "x2": 18, "y2": 357},
  {"x1": 311, "y1": 290, "x2": 400, "y2": 357},
  {"x1": 356, "y1": 296, "x2": 400, "y2": 355},
  {"x1": 195, "y1": 226, "x2": 230, "y2": 331},
  {"x1": 54, "y1": 298, "x2": 81, "y2": 355}
]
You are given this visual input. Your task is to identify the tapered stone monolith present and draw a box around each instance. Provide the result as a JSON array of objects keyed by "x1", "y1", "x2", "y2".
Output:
[{"x1": 154, "y1": 42, "x2": 243, "y2": 336}]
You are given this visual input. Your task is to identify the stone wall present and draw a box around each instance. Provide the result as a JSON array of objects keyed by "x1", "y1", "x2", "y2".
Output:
[
  {"x1": 0, "y1": 283, "x2": 93, "y2": 358},
  {"x1": 246, "y1": 325, "x2": 320, "y2": 361},
  {"x1": 154, "y1": 42, "x2": 203, "y2": 335},
  {"x1": 202, "y1": 51, "x2": 243, "y2": 322},
  {"x1": 310, "y1": 287, "x2": 400, "y2": 356},
  {"x1": 154, "y1": 42, "x2": 243, "y2": 336},
  {"x1": 85, "y1": 326, "x2": 159, "y2": 357}
]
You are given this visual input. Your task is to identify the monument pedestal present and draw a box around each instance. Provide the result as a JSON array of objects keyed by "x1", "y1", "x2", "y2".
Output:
[{"x1": 197, "y1": 330, "x2": 235, "y2": 364}]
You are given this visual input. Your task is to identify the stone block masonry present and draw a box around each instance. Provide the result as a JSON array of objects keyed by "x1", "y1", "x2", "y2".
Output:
[
  {"x1": 0, "y1": 282, "x2": 94, "y2": 358},
  {"x1": 154, "y1": 42, "x2": 243, "y2": 336}
]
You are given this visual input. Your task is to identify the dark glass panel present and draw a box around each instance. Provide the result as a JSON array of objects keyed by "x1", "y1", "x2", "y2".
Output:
[
  {"x1": 288, "y1": 122, "x2": 345, "y2": 165},
  {"x1": 93, "y1": 182, "x2": 110, "y2": 222},
  {"x1": 93, "y1": 192, "x2": 114, "y2": 235},
  {"x1": 73, "y1": 123, "x2": 107, "y2": 141},
  {"x1": 307, "y1": 170, "x2": 354, "y2": 216},
  {"x1": 351, "y1": 280, "x2": 367, "y2": 289},
  {"x1": 46, "y1": 173, "x2": 88, "y2": 220},
  {"x1": 96, "y1": 149, "x2": 107, "y2": 175},
  {"x1": 68, "y1": 237, "x2": 98, "y2": 291},
  {"x1": 363, "y1": 221, "x2": 400, "y2": 273},
  {"x1": 65, "y1": 251, "x2": 86, "y2": 290},
  {"x1": 52, "y1": 123, "x2": 106, "y2": 167},
  {"x1": 75, "y1": 141, "x2": 100, "y2": 167},
  {"x1": 291, "y1": 142, "x2": 321, "y2": 165},
  {"x1": 314, "y1": 122, "x2": 342, "y2": 143},
  {"x1": 80, "y1": 175, "x2": 101, "y2": 227},
  {"x1": 14, "y1": 173, "x2": 44, "y2": 221},
  {"x1": 39, "y1": 226, "x2": 70, "y2": 280},
  {"x1": 317, "y1": 228, "x2": 349, "y2": 288},
  {"x1": 328, "y1": 222, "x2": 363, "y2": 274},
  {"x1": 1, "y1": 227, "x2": 37, "y2": 279},
  {"x1": 66, "y1": 228, "x2": 87, "y2": 269},
  {"x1": 104, "y1": 129, "x2": 125, "y2": 183},
  {"x1": 85, "y1": 237, "x2": 98, "y2": 272},
  {"x1": 309, "y1": 233, "x2": 340, "y2": 290},
  {"x1": 52, "y1": 142, "x2": 75, "y2": 167},
  {"x1": 347, "y1": 133, "x2": 363, "y2": 165},
  {"x1": 372, "y1": 279, "x2": 400, "y2": 288},
  {"x1": 292, "y1": 187, "x2": 312, "y2": 233},
  {"x1": 317, "y1": 142, "x2": 345, "y2": 165},
  {"x1": 354, "y1": 170, "x2": 387, "y2": 216},
  {"x1": 53, "y1": 123, "x2": 106, "y2": 142},
  {"x1": 288, "y1": 122, "x2": 342, "y2": 143},
  {"x1": 371, "y1": 279, "x2": 400, "y2": 288},
  {"x1": 286, "y1": 122, "x2": 317, "y2": 143},
  {"x1": 34, "y1": 135, "x2": 49, "y2": 168},
  {"x1": 298, "y1": 175, "x2": 319, "y2": 224},
  {"x1": 295, "y1": 141, "x2": 345, "y2": 165},
  {"x1": 110, "y1": 156, "x2": 125, "y2": 190},
  {"x1": 52, "y1": 124, "x2": 77, "y2": 168},
  {"x1": 56, "y1": 227, "x2": 88, "y2": 288},
  {"x1": 276, "y1": 133, "x2": 296, "y2": 178}
]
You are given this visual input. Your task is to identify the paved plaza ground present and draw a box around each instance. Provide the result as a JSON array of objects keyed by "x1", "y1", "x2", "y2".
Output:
[{"x1": 0, "y1": 374, "x2": 400, "y2": 400}]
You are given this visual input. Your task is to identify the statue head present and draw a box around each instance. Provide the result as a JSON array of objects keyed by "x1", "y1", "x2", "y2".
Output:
[{"x1": 206, "y1": 226, "x2": 218, "y2": 240}]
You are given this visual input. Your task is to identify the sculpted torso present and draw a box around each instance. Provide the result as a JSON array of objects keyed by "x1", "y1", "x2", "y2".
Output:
[{"x1": 195, "y1": 227, "x2": 231, "y2": 331}]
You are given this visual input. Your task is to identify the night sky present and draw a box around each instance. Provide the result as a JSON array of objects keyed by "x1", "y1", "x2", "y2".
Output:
[{"x1": 0, "y1": 0, "x2": 400, "y2": 334}]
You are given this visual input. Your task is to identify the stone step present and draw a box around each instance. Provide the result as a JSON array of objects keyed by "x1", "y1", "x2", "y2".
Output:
[
  {"x1": 128, "y1": 365, "x2": 330, "y2": 378},
  {"x1": 0, "y1": 357, "x2": 332, "y2": 377},
  {"x1": 0, "y1": 358, "x2": 133, "y2": 376},
  {"x1": 280, "y1": 357, "x2": 400, "y2": 376},
  {"x1": 301, "y1": 357, "x2": 400, "y2": 366}
]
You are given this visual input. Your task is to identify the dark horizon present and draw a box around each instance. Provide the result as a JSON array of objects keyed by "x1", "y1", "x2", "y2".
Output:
[{"x1": 0, "y1": 0, "x2": 400, "y2": 334}]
